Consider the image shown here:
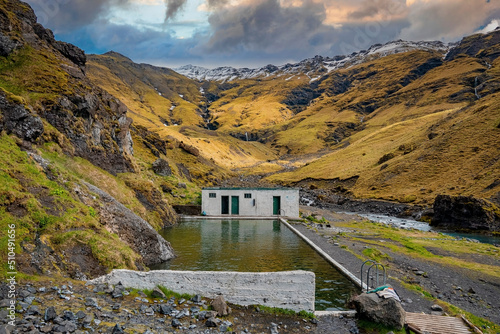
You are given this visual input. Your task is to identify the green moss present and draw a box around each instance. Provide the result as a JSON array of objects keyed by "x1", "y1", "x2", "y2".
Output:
[
  {"x1": 362, "y1": 248, "x2": 392, "y2": 263},
  {"x1": 51, "y1": 229, "x2": 140, "y2": 270},
  {"x1": 157, "y1": 286, "x2": 195, "y2": 300}
]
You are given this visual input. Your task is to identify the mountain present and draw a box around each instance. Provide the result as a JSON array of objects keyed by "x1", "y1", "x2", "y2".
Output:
[
  {"x1": 90, "y1": 31, "x2": 500, "y2": 207},
  {"x1": 175, "y1": 40, "x2": 449, "y2": 83}
]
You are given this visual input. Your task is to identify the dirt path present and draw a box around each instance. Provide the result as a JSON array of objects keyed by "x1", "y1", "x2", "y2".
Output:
[{"x1": 296, "y1": 205, "x2": 500, "y2": 329}]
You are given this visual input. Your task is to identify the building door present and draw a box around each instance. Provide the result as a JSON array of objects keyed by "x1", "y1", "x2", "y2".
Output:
[
  {"x1": 273, "y1": 196, "x2": 281, "y2": 215},
  {"x1": 231, "y1": 196, "x2": 240, "y2": 215},
  {"x1": 221, "y1": 196, "x2": 229, "y2": 214}
]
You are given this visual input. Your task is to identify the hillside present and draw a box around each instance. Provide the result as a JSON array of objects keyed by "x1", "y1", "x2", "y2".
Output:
[
  {"x1": 0, "y1": 0, "x2": 224, "y2": 280},
  {"x1": 266, "y1": 31, "x2": 500, "y2": 205},
  {"x1": 87, "y1": 54, "x2": 280, "y2": 169},
  {"x1": 89, "y1": 32, "x2": 500, "y2": 207}
]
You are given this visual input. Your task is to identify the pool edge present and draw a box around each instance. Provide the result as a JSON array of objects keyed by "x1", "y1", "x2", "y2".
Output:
[{"x1": 280, "y1": 218, "x2": 368, "y2": 291}]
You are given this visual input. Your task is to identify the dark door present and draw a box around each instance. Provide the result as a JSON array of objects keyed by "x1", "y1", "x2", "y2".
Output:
[
  {"x1": 221, "y1": 196, "x2": 229, "y2": 214},
  {"x1": 273, "y1": 196, "x2": 281, "y2": 215},
  {"x1": 231, "y1": 196, "x2": 239, "y2": 215}
]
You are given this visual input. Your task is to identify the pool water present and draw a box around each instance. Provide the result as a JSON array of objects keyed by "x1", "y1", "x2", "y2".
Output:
[{"x1": 152, "y1": 219, "x2": 359, "y2": 311}]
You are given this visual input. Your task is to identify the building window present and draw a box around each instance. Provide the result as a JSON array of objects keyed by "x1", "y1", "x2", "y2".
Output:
[
  {"x1": 209, "y1": 193, "x2": 216, "y2": 198},
  {"x1": 244, "y1": 193, "x2": 252, "y2": 199}
]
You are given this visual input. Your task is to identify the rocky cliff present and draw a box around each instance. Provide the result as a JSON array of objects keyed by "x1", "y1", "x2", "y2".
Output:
[
  {"x1": 0, "y1": 0, "x2": 178, "y2": 279},
  {"x1": 0, "y1": 0, "x2": 134, "y2": 175},
  {"x1": 431, "y1": 195, "x2": 500, "y2": 232}
]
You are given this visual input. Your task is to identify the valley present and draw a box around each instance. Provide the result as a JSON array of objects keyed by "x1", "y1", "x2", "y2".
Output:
[
  {"x1": 87, "y1": 32, "x2": 500, "y2": 207},
  {"x1": 0, "y1": 0, "x2": 499, "y2": 332}
]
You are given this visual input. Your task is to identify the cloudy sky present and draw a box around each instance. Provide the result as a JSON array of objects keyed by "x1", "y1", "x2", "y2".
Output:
[{"x1": 25, "y1": 0, "x2": 500, "y2": 68}]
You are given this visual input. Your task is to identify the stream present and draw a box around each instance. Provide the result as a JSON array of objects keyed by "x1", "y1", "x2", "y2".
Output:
[{"x1": 347, "y1": 212, "x2": 500, "y2": 245}]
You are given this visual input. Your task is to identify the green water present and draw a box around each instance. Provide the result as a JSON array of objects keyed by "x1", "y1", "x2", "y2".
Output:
[{"x1": 152, "y1": 219, "x2": 359, "y2": 311}]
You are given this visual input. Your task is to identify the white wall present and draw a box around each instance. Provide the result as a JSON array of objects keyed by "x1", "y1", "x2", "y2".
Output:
[
  {"x1": 89, "y1": 269, "x2": 315, "y2": 312},
  {"x1": 201, "y1": 188, "x2": 299, "y2": 218}
]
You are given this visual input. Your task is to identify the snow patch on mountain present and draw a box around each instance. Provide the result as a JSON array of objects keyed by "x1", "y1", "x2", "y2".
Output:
[{"x1": 175, "y1": 40, "x2": 450, "y2": 82}]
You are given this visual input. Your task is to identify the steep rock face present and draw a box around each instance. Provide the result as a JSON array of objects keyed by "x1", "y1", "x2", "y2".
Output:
[
  {"x1": 431, "y1": 195, "x2": 500, "y2": 232},
  {"x1": 0, "y1": 91, "x2": 44, "y2": 141},
  {"x1": 0, "y1": 0, "x2": 134, "y2": 175},
  {"x1": 40, "y1": 91, "x2": 134, "y2": 174},
  {"x1": 83, "y1": 182, "x2": 175, "y2": 266}
]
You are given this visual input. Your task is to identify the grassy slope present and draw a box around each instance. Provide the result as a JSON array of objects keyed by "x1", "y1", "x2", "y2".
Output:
[
  {"x1": 206, "y1": 77, "x2": 305, "y2": 133},
  {"x1": 88, "y1": 53, "x2": 280, "y2": 169},
  {"x1": 0, "y1": 1, "x2": 205, "y2": 278},
  {"x1": 267, "y1": 53, "x2": 500, "y2": 204},
  {"x1": 0, "y1": 133, "x2": 142, "y2": 278},
  {"x1": 87, "y1": 53, "x2": 204, "y2": 129}
]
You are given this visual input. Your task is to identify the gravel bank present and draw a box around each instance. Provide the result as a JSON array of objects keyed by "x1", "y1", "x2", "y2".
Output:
[{"x1": 296, "y1": 205, "x2": 500, "y2": 328}]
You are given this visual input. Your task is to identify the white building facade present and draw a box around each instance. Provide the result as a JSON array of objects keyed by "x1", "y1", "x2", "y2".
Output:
[{"x1": 201, "y1": 187, "x2": 300, "y2": 219}]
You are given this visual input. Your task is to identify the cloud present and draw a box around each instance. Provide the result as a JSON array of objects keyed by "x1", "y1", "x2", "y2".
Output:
[
  {"x1": 201, "y1": 0, "x2": 332, "y2": 54},
  {"x1": 23, "y1": 0, "x2": 500, "y2": 68},
  {"x1": 24, "y1": 0, "x2": 133, "y2": 33},
  {"x1": 164, "y1": 0, "x2": 187, "y2": 21},
  {"x1": 399, "y1": 0, "x2": 500, "y2": 41}
]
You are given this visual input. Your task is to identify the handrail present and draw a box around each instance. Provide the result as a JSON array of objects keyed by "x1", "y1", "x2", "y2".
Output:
[
  {"x1": 360, "y1": 260, "x2": 387, "y2": 291},
  {"x1": 361, "y1": 260, "x2": 375, "y2": 291}
]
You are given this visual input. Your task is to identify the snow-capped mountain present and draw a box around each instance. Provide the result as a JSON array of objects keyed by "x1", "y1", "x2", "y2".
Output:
[{"x1": 175, "y1": 40, "x2": 450, "y2": 82}]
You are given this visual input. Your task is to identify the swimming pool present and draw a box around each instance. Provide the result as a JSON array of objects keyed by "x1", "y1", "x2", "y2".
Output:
[{"x1": 151, "y1": 219, "x2": 359, "y2": 311}]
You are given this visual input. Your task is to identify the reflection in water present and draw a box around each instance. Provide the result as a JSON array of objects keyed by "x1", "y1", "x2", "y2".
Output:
[{"x1": 153, "y1": 219, "x2": 359, "y2": 311}]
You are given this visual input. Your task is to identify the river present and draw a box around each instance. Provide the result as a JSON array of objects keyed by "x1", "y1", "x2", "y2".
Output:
[{"x1": 349, "y1": 212, "x2": 500, "y2": 245}]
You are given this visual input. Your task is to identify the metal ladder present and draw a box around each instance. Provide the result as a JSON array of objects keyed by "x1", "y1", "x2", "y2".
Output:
[{"x1": 360, "y1": 260, "x2": 387, "y2": 292}]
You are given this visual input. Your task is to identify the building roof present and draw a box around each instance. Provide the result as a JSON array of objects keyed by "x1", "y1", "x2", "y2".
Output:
[{"x1": 202, "y1": 187, "x2": 299, "y2": 191}]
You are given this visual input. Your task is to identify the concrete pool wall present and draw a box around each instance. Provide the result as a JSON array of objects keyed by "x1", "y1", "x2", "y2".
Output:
[
  {"x1": 88, "y1": 269, "x2": 315, "y2": 312},
  {"x1": 88, "y1": 218, "x2": 364, "y2": 313}
]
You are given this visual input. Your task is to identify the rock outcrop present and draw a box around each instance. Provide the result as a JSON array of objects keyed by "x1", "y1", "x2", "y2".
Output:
[
  {"x1": 431, "y1": 195, "x2": 500, "y2": 232},
  {"x1": 0, "y1": 91, "x2": 44, "y2": 141},
  {"x1": 152, "y1": 158, "x2": 172, "y2": 176},
  {"x1": 83, "y1": 182, "x2": 175, "y2": 266},
  {"x1": 446, "y1": 29, "x2": 500, "y2": 62}
]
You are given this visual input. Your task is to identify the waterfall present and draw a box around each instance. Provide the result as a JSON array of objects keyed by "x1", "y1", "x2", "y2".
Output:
[
  {"x1": 245, "y1": 132, "x2": 249, "y2": 141},
  {"x1": 474, "y1": 77, "x2": 481, "y2": 100}
]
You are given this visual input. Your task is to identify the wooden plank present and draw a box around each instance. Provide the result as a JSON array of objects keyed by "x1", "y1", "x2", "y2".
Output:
[
  {"x1": 461, "y1": 315, "x2": 484, "y2": 334},
  {"x1": 405, "y1": 312, "x2": 473, "y2": 334}
]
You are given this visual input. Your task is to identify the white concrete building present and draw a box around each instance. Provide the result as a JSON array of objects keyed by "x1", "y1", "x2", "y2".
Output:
[{"x1": 201, "y1": 187, "x2": 300, "y2": 219}]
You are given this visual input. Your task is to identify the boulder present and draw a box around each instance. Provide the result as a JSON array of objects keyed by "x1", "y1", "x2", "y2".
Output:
[
  {"x1": 211, "y1": 295, "x2": 231, "y2": 316},
  {"x1": 54, "y1": 41, "x2": 86, "y2": 69},
  {"x1": 352, "y1": 292, "x2": 405, "y2": 330},
  {"x1": 112, "y1": 282, "x2": 126, "y2": 298},
  {"x1": 44, "y1": 306, "x2": 57, "y2": 322},
  {"x1": 205, "y1": 318, "x2": 219, "y2": 328},
  {"x1": 431, "y1": 195, "x2": 500, "y2": 232},
  {"x1": 151, "y1": 287, "x2": 166, "y2": 299},
  {"x1": 152, "y1": 158, "x2": 172, "y2": 176}
]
